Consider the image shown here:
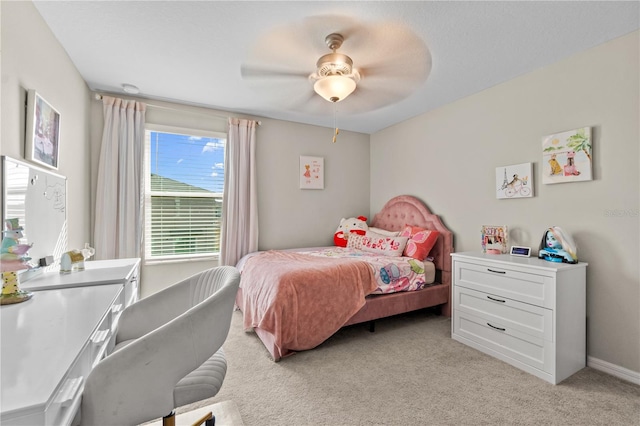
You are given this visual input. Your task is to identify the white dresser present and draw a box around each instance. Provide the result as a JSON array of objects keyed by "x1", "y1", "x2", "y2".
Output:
[{"x1": 451, "y1": 252, "x2": 587, "y2": 384}]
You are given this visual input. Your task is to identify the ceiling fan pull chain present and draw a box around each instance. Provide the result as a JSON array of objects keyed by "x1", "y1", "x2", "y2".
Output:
[{"x1": 333, "y1": 103, "x2": 339, "y2": 143}]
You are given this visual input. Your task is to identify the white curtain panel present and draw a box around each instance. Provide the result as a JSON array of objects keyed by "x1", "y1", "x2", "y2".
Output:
[
  {"x1": 220, "y1": 118, "x2": 259, "y2": 266},
  {"x1": 94, "y1": 96, "x2": 146, "y2": 260}
]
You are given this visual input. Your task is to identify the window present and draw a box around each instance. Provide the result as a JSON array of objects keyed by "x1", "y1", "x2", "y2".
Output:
[{"x1": 144, "y1": 125, "x2": 226, "y2": 261}]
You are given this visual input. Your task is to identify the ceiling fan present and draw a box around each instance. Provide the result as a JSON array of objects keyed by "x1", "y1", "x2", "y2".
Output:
[
  {"x1": 240, "y1": 16, "x2": 432, "y2": 115},
  {"x1": 307, "y1": 33, "x2": 361, "y2": 103}
]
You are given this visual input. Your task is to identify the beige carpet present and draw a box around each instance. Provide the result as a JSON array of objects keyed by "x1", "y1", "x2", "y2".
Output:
[{"x1": 181, "y1": 309, "x2": 640, "y2": 425}]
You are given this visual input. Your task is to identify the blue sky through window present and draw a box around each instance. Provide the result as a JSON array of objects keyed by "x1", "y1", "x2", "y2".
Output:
[{"x1": 149, "y1": 131, "x2": 225, "y2": 193}]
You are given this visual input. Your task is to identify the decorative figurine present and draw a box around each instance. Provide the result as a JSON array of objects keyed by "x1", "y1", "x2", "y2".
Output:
[
  {"x1": 1, "y1": 218, "x2": 33, "y2": 262},
  {"x1": 60, "y1": 250, "x2": 85, "y2": 273},
  {"x1": 538, "y1": 226, "x2": 578, "y2": 264},
  {"x1": 1, "y1": 218, "x2": 34, "y2": 304},
  {"x1": 60, "y1": 243, "x2": 95, "y2": 274}
]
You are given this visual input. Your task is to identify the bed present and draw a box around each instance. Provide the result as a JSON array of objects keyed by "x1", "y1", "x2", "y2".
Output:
[{"x1": 235, "y1": 195, "x2": 453, "y2": 361}]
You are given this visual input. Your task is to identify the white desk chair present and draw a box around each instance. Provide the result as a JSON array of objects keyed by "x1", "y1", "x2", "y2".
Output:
[{"x1": 80, "y1": 266, "x2": 241, "y2": 426}]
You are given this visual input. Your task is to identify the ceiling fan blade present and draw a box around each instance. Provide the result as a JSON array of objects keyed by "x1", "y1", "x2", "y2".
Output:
[
  {"x1": 331, "y1": 80, "x2": 423, "y2": 115},
  {"x1": 357, "y1": 54, "x2": 431, "y2": 81},
  {"x1": 241, "y1": 15, "x2": 433, "y2": 115},
  {"x1": 288, "y1": 89, "x2": 324, "y2": 111},
  {"x1": 241, "y1": 64, "x2": 309, "y2": 79}
]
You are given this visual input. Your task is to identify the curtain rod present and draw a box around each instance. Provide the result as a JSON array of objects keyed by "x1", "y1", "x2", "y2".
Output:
[{"x1": 93, "y1": 93, "x2": 261, "y2": 125}]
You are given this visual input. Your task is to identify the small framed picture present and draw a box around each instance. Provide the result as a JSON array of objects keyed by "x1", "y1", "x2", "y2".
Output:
[
  {"x1": 510, "y1": 246, "x2": 531, "y2": 257},
  {"x1": 496, "y1": 162, "x2": 533, "y2": 199},
  {"x1": 300, "y1": 156, "x2": 324, "y2": 189},
  {"x1": 481, "y1": 225, "x2": 508, "y2": 254},
  {"x1": 25, "y1": 90, "x2": 61, "y2": 170},
  {"x1": 542, "y1": 127, "x2": 592, "y2": 184}
]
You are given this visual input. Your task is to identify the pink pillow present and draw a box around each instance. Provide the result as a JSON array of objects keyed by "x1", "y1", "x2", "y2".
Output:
[{"x1": 400, "y1": 225, "x2": 439, "y2": 260}]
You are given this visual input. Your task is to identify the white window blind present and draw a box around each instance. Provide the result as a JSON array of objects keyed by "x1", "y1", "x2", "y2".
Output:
[{"x1": 144, "y1": 126, "x2": 226, "y2": 261}]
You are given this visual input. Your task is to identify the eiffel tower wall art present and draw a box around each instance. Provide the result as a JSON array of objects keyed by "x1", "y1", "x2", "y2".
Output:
[{"x1": 495, "y1": 162, "x2": 533, "y2": 199}]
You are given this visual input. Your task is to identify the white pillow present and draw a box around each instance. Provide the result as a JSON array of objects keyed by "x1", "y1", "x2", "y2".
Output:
[
  {"x1": 359, "y1": 231, "x2": 409, "y2": 257},
  {"x1": 368, "y1": 227, "x2": 400, "y2": 237}
]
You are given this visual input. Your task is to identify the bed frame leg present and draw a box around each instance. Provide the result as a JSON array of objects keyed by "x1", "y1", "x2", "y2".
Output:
[{"x1": 368, "y1": 321, "x2": 375, "y2": 333}]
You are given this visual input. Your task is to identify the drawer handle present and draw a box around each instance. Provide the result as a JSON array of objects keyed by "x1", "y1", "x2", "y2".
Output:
[
  {"x1": 91, "y1": 329, "x2": 110, "y2": 345},
  {"x1": 487, "y1": 322, "x2": 506, "y2": 332},
  {"x1": 56, "y1": 376, "x2": 84, "y2": 407},
  {"x1": 487, "y1": 268, "x2": 506, "y2": 274},
  {"x1": 487, "y1": 296, "x2": 506, "y2": 303}
]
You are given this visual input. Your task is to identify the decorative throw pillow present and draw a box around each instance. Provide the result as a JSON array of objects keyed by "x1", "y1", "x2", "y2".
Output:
[
  {"x1": 400, "y1": 225, "x2": 439, "y2": 260},
  {"x1": 368, "y1": 227, "x2": 400, "y2": 237},
  {"x1": 359, "y1": 231, "x2": 409, "y2": 257},
  {"x1": 346, "y1": 234, "x2": 365, "y2": 250}
]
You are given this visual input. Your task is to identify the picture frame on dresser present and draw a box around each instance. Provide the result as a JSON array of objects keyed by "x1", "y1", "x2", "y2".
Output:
[
  {"x1": 481, "y1": 225, "x2": 508, "y2": 254},
  {"x1": 25, "y1": 90, "x2": 61, "y2": 170}
]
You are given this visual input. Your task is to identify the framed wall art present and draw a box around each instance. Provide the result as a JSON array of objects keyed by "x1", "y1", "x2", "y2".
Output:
[
  {"x1": 25, "y1": 90, "x2": 61, "y2": 170},
  {"x1": 542, "y1": 127, "x2": 592, "y2": 184},
  {"x1": 299, "y1": 156, "x2": 324, "y2": 189},
  {"x1": 496, "y1": 162, "x2": 533, "y2": 199}
]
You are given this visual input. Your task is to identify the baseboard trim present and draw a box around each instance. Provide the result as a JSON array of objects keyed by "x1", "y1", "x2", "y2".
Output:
[{"x1": 587, "y1": 356, "x2": 640, "y2": 385}]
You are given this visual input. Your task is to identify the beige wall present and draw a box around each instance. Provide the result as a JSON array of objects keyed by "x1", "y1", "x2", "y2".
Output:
[
  {"x1": 88, "y1": 99, "x2": 370, "y2": 296},
  {"x1": 371, "y1": 31, "x2": 640, "y2": 373},
  {"x1": 1, "y1": 1, "x2": 91, "y2": 252}
]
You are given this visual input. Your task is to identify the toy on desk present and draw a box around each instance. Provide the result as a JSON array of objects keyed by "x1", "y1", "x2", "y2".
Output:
[
  {"x1": 60, "y1": 243, "x2": 96, "y2": 274},
  {"x1": 538, "y1": 226, "x2": 578, "y2": 264},
  {"x1": 1, "y1": 218, "x2": 34, "y2": 305},
  {"x1": 60, "y1": 250, "x2": 86, "y2": 273}
]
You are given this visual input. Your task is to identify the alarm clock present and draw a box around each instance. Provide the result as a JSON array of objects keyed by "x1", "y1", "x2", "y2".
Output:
[{"x1": 510, "y1": 246, "x2": 531, "y2": 257}]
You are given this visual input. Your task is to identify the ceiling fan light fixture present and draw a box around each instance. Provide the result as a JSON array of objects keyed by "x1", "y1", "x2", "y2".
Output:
[{"x1": 313, "y1": 75, "x2": 356, "y2": 103}]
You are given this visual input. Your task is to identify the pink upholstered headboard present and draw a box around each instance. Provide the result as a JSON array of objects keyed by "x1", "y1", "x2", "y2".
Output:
[{"x1": 371, "y1": 195, "x2": 453, "y2": 287}]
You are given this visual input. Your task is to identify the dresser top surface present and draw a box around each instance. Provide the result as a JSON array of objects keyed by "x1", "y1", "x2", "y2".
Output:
[{"x1": 452, "y1": 251, "x2": 588, "y2": 271}]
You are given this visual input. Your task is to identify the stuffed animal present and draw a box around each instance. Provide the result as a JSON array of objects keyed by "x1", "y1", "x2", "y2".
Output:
[
  {"x1": 538, "y1": 226, "x2": 578, "y2": 264},
  {"x1": 334, "y1": 216, "x2": 368, "y2": 247}
]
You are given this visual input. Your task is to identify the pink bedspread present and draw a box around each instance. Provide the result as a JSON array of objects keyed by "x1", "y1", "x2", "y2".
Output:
[{"x1": 239, "y1": 250, "x2": 377, "y2": 354}]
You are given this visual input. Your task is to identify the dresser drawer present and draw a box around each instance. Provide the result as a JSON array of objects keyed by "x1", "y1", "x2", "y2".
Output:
[
  {"x1": 454, "y1": 309, "x2": 553, "y2": 373},
  {"x1": 455, "y1": 286, "x2": 553, "y2": 342},
  {"x1": 455, "y1": 260, "x2": 555, "y2": 308}
]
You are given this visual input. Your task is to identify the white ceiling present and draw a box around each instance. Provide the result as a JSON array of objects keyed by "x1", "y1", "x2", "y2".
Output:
[{"x1": 33, "y1": 1, "x2": 639, "y2": 134}]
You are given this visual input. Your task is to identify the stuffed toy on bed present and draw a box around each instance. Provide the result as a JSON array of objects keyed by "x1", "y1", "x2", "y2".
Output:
[{"x1": 334, "y1": 216, "x2": 368, "y2": 247}]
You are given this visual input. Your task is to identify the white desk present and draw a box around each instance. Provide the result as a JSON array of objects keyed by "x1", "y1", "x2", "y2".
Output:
[
  {"x1": 21, "y1": 258, "x2": 141, "y2": 307},
  {"x1": 1, "y1": 284, "x2": 125, "y2": 426}
]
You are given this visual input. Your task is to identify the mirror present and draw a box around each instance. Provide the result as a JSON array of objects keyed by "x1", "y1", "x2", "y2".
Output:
[{"x1": 1, "y1": 156, "x2": 67, "y2": 273}]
